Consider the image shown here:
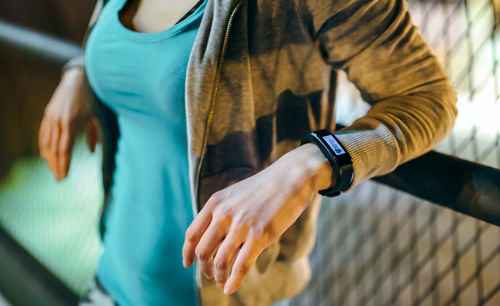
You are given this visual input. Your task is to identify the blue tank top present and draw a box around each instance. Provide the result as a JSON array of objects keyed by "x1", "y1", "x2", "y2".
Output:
[{"x1": 84, "y1": 0, "x2": 206, "y2": 304}]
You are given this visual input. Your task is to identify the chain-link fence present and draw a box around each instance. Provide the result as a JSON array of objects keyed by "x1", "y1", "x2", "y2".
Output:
[{"x1": 287, "y1": 0, "x2": 500, "y2": 304}]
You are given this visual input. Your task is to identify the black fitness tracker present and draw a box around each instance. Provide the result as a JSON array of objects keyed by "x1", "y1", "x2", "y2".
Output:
[{"x1": 301, "y1": 129, "x2": 354, "y2": 197}]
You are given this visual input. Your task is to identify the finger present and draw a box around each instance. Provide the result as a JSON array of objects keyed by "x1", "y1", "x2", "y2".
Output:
[
  {"x1": 38, "y1": 117, "x2": 49, "y2": 157},
  {"x1": 39, "y1": 116, "x2": 53, "y2": 158},
  {"x1": 47, "y1": 121, "x2": 61, "y2": 178},
  {"x1": 195, "y1": 219, "x2": 229, "y2": 278},
  {"x1": 222, "y1": 246, "x2": 241, "y2": 288},
  {"x1": 213, "y1": 227, "x2": 246, "y2": 286},
  {"x1": 183, "y1": 207, "x2": 213, "y2": 268},
  {"x1": 87, "y1": 117, "x2": 98, "y2": 153},
  {"x1": 224, "y1": 240, "x2": 263, "y2": 295},
  {"x1": 57, "y1": 120, "x2": 75, "y2": 180},
  {"x1": 202, "y1": 239, "x2": 223, "y2": 282}
]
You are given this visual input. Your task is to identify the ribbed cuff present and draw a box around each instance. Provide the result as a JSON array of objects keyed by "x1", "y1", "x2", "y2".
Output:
[{"x1": 334, "y1": 122, "x2": 399, "y2": 192}]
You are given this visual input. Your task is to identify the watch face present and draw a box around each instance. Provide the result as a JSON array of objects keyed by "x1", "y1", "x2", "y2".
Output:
[{"x1": 322, "y1": 135, "x2": 346, "y2": 156}]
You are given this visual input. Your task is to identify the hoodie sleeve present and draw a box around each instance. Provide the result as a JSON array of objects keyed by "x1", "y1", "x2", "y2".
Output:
[{"x1": 301, "y1": 0, "x2": 458, "y2": 190}]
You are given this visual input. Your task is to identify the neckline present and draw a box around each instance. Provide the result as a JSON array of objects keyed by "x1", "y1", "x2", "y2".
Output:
[{"x1": 112, "y1": 0, "x2": 206, "y2": 42}]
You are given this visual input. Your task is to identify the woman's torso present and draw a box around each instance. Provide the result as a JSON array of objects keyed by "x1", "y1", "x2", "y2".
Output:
[{"x1": 84, "y1": 0, "x2": 206, "y2": 304}]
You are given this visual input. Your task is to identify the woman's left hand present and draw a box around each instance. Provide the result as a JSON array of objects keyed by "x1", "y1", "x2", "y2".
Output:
[{"x1": 182, "y1": 143, "x2": 333, "y2": 295}]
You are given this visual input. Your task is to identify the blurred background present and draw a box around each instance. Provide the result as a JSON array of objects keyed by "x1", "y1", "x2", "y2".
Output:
[{"x1": 0, "y1": 0, "x2": 499, "y2": 305}]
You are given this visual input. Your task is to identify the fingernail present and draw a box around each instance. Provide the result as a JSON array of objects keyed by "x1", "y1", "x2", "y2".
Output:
[{"x1": 224, "y1": 285, "x2": 232, "y2": 295}]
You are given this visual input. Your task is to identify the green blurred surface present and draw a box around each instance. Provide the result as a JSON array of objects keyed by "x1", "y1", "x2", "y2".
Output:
[
  {"x1": 0, "y1": 292, "x2": 9, "y2": 306},
  {"x1": 0, "y1": 136, "x2": 103, "y2": 295}
]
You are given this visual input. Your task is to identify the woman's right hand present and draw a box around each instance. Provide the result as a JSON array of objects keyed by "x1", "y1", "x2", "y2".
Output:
[{"x1": 38, "y1": 67, "x2": 98, "y2": 181}]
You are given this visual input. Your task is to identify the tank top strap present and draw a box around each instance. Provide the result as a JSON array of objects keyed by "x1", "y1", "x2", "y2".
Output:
[{"x1": 176, "y1": 0, "x2": 205, "y2": 25}]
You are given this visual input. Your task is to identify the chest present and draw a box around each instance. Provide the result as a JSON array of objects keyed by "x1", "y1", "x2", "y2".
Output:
[
  {"x1": 119, "y1": 0, "x2": 201, "y2": 33},
  {"x1": 84, "y1": 0, "x2": 206, "y2": 120}
]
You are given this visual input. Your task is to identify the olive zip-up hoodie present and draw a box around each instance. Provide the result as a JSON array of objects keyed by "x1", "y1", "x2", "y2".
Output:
[{"x1": 67, "y1": 0, "x2": 458, "y2": 304}]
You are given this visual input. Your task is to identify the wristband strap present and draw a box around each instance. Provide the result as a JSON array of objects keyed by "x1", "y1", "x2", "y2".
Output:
[{"x1": 301, "y1": 129, "x2": 354, "y2": 197}]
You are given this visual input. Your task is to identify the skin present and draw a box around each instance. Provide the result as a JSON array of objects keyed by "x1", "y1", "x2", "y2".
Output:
[
  {"x1": 39, "y1": 0, "x2": 335, "y2": 297},
  {"x1": 120, "y1": 0, "x2": 201, "y2": 33}
]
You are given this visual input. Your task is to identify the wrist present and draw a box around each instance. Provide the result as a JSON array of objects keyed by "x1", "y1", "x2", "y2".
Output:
[
  {"x1": 293, "y1": 143, "x2": 334, "y2": 193},
  {"x1": 300, "y1": 130, "x2": 354, "y2": 196}
]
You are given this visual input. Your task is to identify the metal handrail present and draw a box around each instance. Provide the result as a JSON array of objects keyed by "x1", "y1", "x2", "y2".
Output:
[
  {"x1": 0, "y1": 227, "x2": 78, "y2": 305},
  {"x1": 373, "y1": 150, "x2": 500, "y2": 226},
  {"x1": 0, "y1": 20, "x2": 81, "y2": 65}
]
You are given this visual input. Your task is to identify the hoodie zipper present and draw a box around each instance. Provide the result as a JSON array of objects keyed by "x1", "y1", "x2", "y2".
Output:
[{"x1": 194, "y1": 0, "x2": 244, "y2": 213}]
